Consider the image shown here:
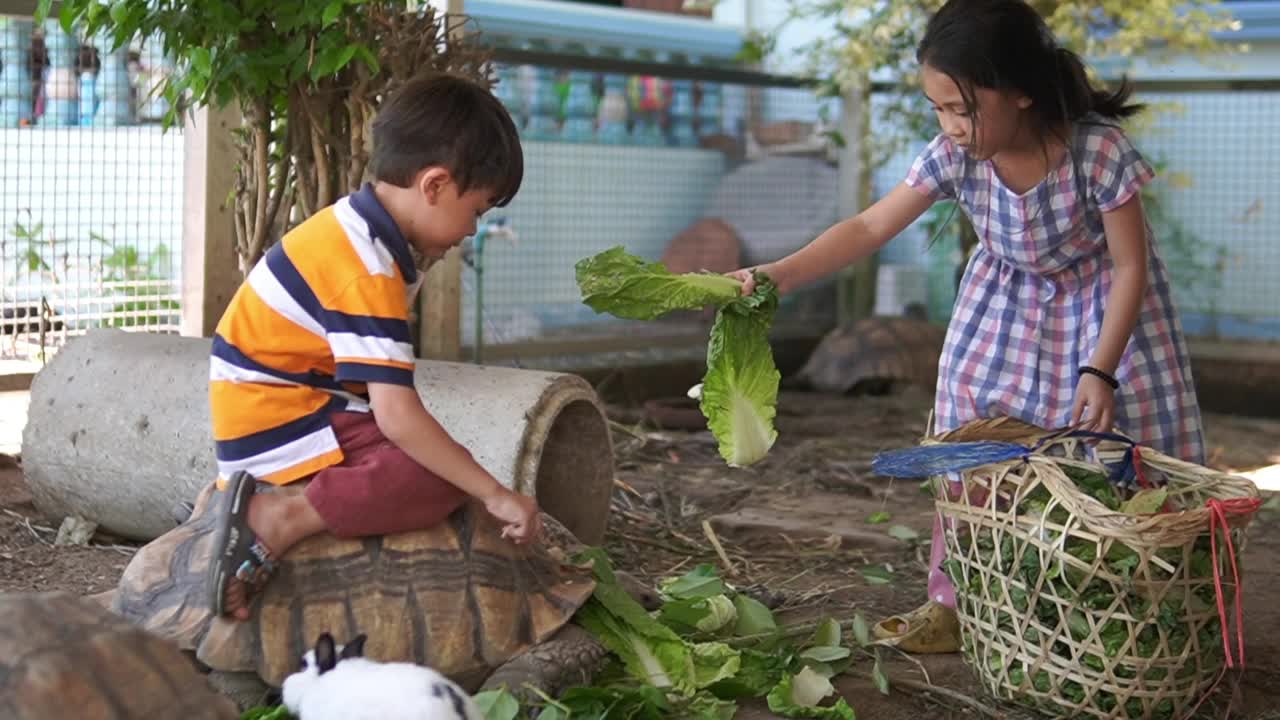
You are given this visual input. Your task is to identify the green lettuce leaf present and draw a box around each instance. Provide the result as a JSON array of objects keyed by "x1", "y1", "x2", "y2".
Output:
[
  {"x1": 575, "y1": 245, "x2": 744, "y2": 320},
  {"x1": 574, "y1": 246, "x2": 781, "y2": 467},
  {"x1": 576, "y1": 555, "x2": 742, "y2": 695},
  {"x1": 765, "y1": 668, "x2": 857, "y2": 719},
  {"x1": 700, "y1": 277, "x2": 780, "y2": 466}
]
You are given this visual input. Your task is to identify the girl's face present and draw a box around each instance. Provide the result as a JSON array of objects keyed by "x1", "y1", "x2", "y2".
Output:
[{"x1": 921, "y1": 63, "x2": 1032, "y2": 160}]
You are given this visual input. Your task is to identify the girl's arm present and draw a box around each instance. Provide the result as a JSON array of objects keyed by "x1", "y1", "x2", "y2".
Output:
[
  {"x1": 761, "y1": 182, "x2": 936, "y2": 295},
  {"x1": 1092, "y1": 194, "x2": 1150, "y2": 375}
]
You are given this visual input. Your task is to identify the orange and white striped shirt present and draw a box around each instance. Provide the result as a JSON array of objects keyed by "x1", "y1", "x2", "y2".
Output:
[{"x1": 209, "y1": 184, "x2": 424, "y2": 486}]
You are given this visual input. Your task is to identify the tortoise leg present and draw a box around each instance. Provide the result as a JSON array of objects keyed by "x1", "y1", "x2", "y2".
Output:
[
  {"x1": 207, "y1": 670, "x2": 274, "y2": 711},
  {"x1": 478, "y1": 625, "x2": 610, "y2": 702}
]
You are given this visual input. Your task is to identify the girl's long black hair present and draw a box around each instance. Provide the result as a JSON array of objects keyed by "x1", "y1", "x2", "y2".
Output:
[
  {"x1": 915, "y1": 0, "x2": 1145, "y2": 242},
  {"x1": 917, "y1": 0, "x2": 1144, "y2": 137}
]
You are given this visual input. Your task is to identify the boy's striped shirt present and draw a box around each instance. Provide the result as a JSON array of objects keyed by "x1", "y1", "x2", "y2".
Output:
[{"x1": 209, "y1": 184, "x2": 423, "y2": 485}]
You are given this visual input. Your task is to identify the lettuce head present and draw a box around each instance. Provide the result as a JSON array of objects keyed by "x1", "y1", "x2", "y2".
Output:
[{"x1": 575, "y1": 246, "x2": 780, "y2": 466}]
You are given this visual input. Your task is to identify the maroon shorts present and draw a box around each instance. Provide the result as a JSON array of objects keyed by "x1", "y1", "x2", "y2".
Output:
[{"x1": 302, "y1": 411, "x2": 468, "y2": 538}]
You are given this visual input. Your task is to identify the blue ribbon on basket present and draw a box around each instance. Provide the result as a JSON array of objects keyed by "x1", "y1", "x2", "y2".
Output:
[{"x1": 871, "y1": 427, "x2": 1157, "y2": 489}]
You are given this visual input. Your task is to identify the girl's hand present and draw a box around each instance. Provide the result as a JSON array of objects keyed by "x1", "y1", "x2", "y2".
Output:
[
  {"x1": 725, "y1": 263, "x2": 783, "y2": 296},
  {"x1": 725, "y1": 268, "x2": 758, "y2": 296},
  {"x1": 1071, "y1": 373, "x2": 1116, "y2": 433}
]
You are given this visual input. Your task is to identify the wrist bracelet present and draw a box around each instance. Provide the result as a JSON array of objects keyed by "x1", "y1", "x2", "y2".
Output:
[{"x1": 1079, "y1": 365, "x2": 1119, "y2": 390}]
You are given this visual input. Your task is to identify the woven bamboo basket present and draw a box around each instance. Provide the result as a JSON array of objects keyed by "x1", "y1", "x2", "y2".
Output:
[{"x1": 926, "y1": 418, "x2": 1261, "y2": 720}]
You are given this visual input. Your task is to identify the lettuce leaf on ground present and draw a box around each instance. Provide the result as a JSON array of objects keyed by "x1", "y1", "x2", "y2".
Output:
[
  {"x1": 765, "y1": 669, "x2": 857, "y2": 720},
  {"x1": 575, "y1": 553, "x2": 742, "y2": 695}
]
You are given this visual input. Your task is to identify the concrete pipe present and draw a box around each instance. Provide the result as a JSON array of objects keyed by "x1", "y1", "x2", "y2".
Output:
[{"x1": 21, "y1": 330, "x2": 615, "y2": 544}]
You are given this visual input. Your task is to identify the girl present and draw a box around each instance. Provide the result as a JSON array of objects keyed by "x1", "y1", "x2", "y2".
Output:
[{"x1": 730, "y1": 0, "x2": 1205, "y2": 651}]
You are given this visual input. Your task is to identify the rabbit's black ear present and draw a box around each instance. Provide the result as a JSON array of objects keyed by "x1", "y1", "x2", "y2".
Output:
[
  {"x1": 340, "y1": 634, "x2": 367, "y2": 660},
  {"x1": 315, "y1": 632, "x2": 337, "y2": 674}
]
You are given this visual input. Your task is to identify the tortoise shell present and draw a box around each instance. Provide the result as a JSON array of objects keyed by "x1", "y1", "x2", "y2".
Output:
[
  {"x1": 114, "y1": 481, "x2": 597, "y2": 691},
  {"x1": 796, "y1": 315, "x2": 947, "y2": 395},
  {"x1": 0, "y1": 591, "x2": 238, "y2": 720}
]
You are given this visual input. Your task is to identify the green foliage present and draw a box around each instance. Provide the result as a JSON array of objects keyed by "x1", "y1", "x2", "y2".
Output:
[
  {"x1": 1139, "y1": 157, "x2": 1228, "y2": 319},
  {"x1": 39, "y1": 0, "x2": 494, "y2": 275},
  {"x1": 741, "y1": 0, "x2": 1243, "y2": 295},
  {"x1": 471, "y1": 557, "x2": 876, "y2": 720}
]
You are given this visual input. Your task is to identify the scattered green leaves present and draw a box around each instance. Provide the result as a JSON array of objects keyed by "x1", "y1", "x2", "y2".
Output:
[
  {"x1": 859, "y1": 565, "x2": 894, "y2": 585},
  {"x1": 866, "y1": 511, "x2": 891, "y2": 524},
  {"x1": 887, "y1": 525, "x2": 920, "y2": 543},
  {"x1": 474, "y1": 688, "x2": 520, "y2": 720}
]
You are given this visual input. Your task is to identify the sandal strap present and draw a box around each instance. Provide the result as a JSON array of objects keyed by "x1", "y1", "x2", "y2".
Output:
[{"x1": 234, "y1": 540, "x2": 277, "y2": 588}]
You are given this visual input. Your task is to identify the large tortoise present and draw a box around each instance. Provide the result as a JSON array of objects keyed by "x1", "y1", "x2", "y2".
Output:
[
  {"x1": 109, "y1": 480, "x2": 649, "y2": 708},
  {"x1": 795, "y1": 312, "x2": 947, "y2": 396},
  {"x1": 0, "y1": 591, "x2": 239, "y2": 719}
]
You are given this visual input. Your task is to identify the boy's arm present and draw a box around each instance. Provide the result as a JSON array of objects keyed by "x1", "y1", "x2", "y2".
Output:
[
  {"x1": 367, "y1": 381, "x2": 503, "y2": 499},
  {"x1": 367, "y1": 382, "x2": 542, "y2": 543}
]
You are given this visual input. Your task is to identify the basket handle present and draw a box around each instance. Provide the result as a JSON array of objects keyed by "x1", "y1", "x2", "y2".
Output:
[
  {"x1": 872, "y1": 427, "x2": 1144, "y2": 484},
  {"x1": 1031, "y1": 428, "x2": 1155, "y2": 489},
  {"x1": 871, "y1": 440, "x2": 1030, "y2": 478}
]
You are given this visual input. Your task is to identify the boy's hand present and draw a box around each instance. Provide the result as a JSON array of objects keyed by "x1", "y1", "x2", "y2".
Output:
[{"x1": 483, "y1": 488, "x2": 542, "y2": 544}]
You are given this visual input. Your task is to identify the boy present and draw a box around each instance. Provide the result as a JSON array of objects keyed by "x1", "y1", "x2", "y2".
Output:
[{"x1": 207, "y1": 72, "x2": 539, "y2": 621}]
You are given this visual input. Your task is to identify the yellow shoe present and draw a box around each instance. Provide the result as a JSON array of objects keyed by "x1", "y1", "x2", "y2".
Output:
[{"x1": 871, "y1": 600, "x2": 961, "y2": 654}]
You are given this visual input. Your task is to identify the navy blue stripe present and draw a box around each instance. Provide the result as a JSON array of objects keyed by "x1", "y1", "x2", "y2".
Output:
[
  {"x1": 212, "y1": 334, "x2": 346, "y2": 392},
  {"x1": 324, "y1": 311, "x2": 412, "y2": 343},
  {"x1": 267, "y1": 231, "x2": 412, "y2": 343},
  {"x1": 265, "y1": 243, "x2": 326, "y2": 328},
  {"x1": 335, "y1": 362, "x2": 415, "y2": 387},
  {"x1": 215, "y1": 394, "x2": 347, "y2": 462},
  {"x1": 348, "y1": 183, "x2": 418, "y2": 285}
]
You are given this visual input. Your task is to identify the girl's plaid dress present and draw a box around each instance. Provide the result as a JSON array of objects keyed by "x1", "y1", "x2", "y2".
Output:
[
  {"x1": 907, "y1": 120, "x2": 1207, "y2": 606},
  {"x1": 907, "y1": 120, "x2": 1205, "y2": 462}
]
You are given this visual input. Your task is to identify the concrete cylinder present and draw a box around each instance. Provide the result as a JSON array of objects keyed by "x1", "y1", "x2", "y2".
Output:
[{"x1": 22, "y1": 330, "x2": 614, "y2": 544}]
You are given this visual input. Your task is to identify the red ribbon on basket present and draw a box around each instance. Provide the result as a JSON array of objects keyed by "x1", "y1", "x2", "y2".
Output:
[
  {"x1": 1129, "y1": 445, "x2": 1152, "y2": 489},
  {"x1": 1206, "y1": 496, "x2": 1263, "y2": 669}
]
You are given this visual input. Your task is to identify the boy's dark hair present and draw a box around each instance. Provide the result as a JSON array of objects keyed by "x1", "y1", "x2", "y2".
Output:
[
  {"x1": 370, "y1": 71, "x2": 523, "y2": 207},
  {"x1": 917, "y1": 0, "x2": 1144, "y2": 141}
]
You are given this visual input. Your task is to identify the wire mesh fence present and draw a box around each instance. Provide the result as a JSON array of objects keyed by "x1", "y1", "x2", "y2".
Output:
[
  {"x1": 463, "y1": 52, "x2": 843, "y2": 369},
  {"x1": 869, "y1": 78, "x2": 1280, "y2": 343},
  {"x1": 0, "y1": 15, "x2": 183, "y2": 363}
]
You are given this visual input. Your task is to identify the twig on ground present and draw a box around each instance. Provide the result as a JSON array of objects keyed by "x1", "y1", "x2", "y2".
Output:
[
  {"x1": 615, "y1": 532, "x2": 703, "y2": 557},
  {"x1": 2, "y1": 508, "x2": 54, "y2": 534},
  {"x1": 892, "y1": 676, "x2": 1001, "y2": 718},
  {"x1": 94, "y1": 544, "x2": 138, "y2": 557},
  {"x1": 702, "y1": 520, "x2": 736, "y2": 578}
]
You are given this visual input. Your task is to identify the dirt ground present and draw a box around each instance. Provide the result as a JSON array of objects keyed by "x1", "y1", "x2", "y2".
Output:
[{"x1": 2, "y1": 386, "x2": 1279, "y2": 719}]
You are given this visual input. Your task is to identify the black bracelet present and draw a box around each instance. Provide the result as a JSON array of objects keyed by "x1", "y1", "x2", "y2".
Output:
[{"x1": 1079, "y1": 365, "x2": 1119, "y2": 389}]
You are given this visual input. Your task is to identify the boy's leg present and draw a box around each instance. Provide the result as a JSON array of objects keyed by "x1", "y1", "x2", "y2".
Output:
[
  {"x1": 303, "y1": 411, "x2": 469, "y2": 537},
  {"x1": 212, "y1": 411, "x2": 467, "y2": 620}
]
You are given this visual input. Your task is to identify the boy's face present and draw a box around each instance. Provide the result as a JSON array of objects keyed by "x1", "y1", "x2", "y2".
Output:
[{"x1": 408, "y1": 168, "x2": 495, "y2": 260}]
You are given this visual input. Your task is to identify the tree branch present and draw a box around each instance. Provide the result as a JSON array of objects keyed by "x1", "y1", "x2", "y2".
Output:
[{"x1": 246, "y1": 98, "x2": 271, "y2": 269}]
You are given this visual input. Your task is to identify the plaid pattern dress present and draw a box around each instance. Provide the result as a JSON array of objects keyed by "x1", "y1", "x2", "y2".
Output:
[{"x1": 907, "y1": 121, "x2": 1207, "y2": 606}]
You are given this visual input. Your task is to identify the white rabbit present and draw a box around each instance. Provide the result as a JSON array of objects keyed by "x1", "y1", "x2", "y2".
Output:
[{"x1": 281, "y1": 632, "x2": 484, "y2": 720}]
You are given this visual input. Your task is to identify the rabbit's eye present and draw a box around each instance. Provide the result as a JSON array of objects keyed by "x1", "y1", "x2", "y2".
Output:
[{"x1": 299, "y1": 658, "x2": 309, "y2": 671}]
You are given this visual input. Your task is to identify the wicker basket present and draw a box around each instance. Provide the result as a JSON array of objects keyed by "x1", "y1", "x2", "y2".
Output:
[{"x1": 927, "y1": 418, "x2": 1261, "y2": 720}]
